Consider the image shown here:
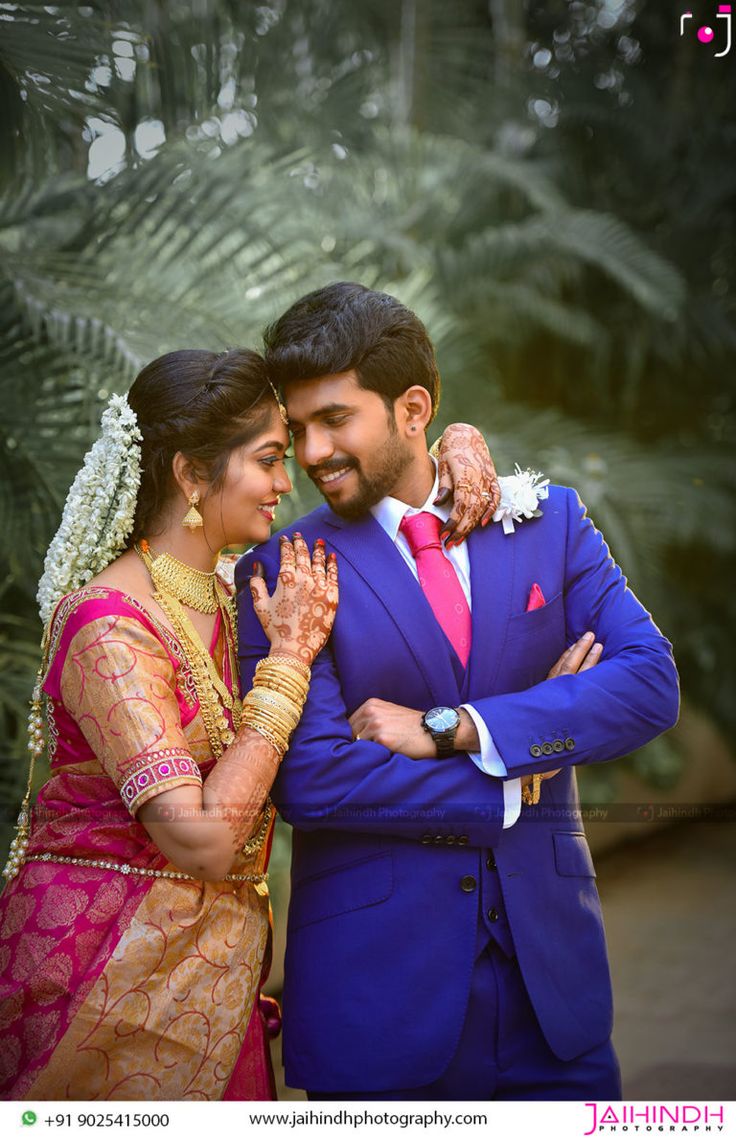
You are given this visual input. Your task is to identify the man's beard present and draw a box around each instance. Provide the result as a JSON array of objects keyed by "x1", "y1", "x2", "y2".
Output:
[{"x1": 311, "y1": 421, "x2": 413, "y2": 520}]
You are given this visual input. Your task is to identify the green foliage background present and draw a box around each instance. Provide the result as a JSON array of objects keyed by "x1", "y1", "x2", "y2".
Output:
[{"x1": 1, "y1": 0, "x2": 735, "y2": 848}]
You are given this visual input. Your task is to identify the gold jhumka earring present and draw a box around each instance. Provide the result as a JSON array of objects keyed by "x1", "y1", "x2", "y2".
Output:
[{"x1": 181, "y1": 490, "x2": 204, "y2": 530}]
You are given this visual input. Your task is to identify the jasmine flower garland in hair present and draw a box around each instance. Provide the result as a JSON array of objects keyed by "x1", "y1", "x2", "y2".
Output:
[{"x1": 37, "y1": 394, "x2": 143, "y2": 623}]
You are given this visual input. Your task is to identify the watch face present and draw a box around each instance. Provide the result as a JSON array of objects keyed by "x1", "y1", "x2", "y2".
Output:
[{"x1": 426, "y1": 706, "x2": 460, "y2": 732}]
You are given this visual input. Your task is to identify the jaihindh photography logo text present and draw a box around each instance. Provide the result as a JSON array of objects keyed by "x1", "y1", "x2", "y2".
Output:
[{"x1": 583, "y1": 1102, "x2": 726, "y2": 1135}]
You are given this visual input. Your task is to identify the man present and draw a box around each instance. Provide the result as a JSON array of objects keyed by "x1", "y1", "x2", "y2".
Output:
[{"x1": 236, "y1": 282, "x2": 679, "y2": 1100}]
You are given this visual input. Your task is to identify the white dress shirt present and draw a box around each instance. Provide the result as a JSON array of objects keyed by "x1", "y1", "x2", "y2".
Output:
[{"x1": 370, "y1": 461, "x2": 522, "y2": 829}]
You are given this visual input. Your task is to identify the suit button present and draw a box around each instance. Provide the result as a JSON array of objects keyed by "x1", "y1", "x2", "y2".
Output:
[
  {"x1": 529, "y1": 744, "x2": 543, "y2": 757},
  {"x1": 434, "y1": 835, "x2": 445, "y2": 845},
  {"x1": 457, "y1": 835, "x2": 469, "y2": 846},
  {"x1": 460, "y1": 875, "x2": 477, "y2": 893},
  {"x1": 487, "y1": 907, "x2": 499, "y2": 922},
  {"x1": 486, "y1": 853, "x2": 496, "y2": 870},
  {"x1": 421, "y1": 834, "x2": 432, "y2": 844},
  {"x1": 446, "y1": 835, "x2": 456, "y2": 845},
  {"x1": 553, "y1": 740, "x2": 564, "y2": 753},
  {"x1": 564, "y1": 737, "x2": 575, "y2": 751},
  {"x1": 541, "y1": 742, "x2": 554, "y2": 755}
]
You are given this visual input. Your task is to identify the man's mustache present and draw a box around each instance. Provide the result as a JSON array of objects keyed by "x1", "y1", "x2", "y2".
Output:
[{"x1": 308, "y1": 458, "x2": 359, "y2": 481}]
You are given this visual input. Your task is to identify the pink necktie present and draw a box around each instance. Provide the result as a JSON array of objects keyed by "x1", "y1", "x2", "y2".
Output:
[{"x1": 399, "y1": 511, "x2": 471, "y2": 666}]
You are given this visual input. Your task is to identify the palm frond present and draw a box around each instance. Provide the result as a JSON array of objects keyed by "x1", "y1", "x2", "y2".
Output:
[
  {"x1": 0, "y1": 3, "x2": 123, "y2": 181},
  {"x1": 0, "y1": 319, "x2": 101, "y2": 573},
  {"x1": 543, "y1": 210, "x2": 686, "y2": 320}
]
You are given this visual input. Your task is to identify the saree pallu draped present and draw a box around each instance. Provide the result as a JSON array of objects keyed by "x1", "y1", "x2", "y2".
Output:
[{"x1": 0, "y1": 588, "x2": 277, "y2": 1101}]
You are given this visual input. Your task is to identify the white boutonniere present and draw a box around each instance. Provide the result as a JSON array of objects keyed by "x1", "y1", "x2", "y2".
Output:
[{"x1": 493, "y1": 465, "x2": 550, "y2": 535}]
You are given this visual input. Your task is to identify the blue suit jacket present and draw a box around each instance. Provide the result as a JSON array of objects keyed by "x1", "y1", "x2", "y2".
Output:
[{"x1": 236, "y1": 484, "x2": 679, "y2": 1092}]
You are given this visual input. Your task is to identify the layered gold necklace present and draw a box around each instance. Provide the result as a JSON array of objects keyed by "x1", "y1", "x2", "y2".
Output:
[
  {"x1": 135, "y1": 540, "x2": 241, "y2": 755},
  {"x1": 144, "y1": 548, "x2": 220, "y2": 613}
]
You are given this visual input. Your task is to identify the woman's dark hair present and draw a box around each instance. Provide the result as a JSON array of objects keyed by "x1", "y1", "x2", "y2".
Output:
[
  {"x1": 127, "y1": 348, "x2": 273, "y2": 539},
  {"x1": 263, "y1": 282, "x2": 441, "y2": 421}
]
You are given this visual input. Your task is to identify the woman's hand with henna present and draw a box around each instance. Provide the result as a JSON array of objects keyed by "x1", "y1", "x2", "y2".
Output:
[
  {"x1": 432, "y1": 423, "x2": 501, "y2": 547},
  {"x1": 250, "y1": 533, "x2": 338, "y2": 666},
  {"x1": 546, "y1": 631, "x2": 603, "y2": 680}
]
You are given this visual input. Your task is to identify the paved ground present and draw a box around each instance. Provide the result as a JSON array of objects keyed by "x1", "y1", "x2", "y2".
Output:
[
  {"x1": 601, "y1": 820, "x2": 736, "y2": 1099},
  {"x1": 270, "y1": 819, "x2": 736, "y2": 1100}
]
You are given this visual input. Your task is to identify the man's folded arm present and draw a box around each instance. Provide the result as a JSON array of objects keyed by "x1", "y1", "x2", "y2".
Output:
[
  {"x1": 465, "y1": 487, "x2": 680, "y2": 778},
  {"x1": 236, "y1": 551, "x2": 506, "y2": 847},
  {"x1": 459, "y1": 705, "x2": 522, "y2": 826}
]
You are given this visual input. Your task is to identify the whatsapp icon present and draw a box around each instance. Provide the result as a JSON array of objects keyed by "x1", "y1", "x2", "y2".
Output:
[{"x1": 21, "y1": 1112, "x2": 37, "y2": 1126}]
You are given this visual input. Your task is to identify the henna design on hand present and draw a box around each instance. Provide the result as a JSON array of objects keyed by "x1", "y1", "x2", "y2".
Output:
[
  {"x1": 250, "y1": 535, "x2": 339, "y2": 665},
  {"x1": 433, "y1": 423, "x2": 501, "y2": 546}
]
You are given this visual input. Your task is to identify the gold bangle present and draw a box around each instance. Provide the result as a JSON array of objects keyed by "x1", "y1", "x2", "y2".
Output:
[
  {"x1": 254, "y1": 671, "x2": 308, "y2": 696},
  {"x1": 257, "y1": 661, "x2": 309, "y2": 684},
  {"x1": 254, "y1": 663, "x2": 309, "y2": 698},
  {"x1": 243, "y1": 689, "x2": 302, "y2": 727},
  {"x1": 241, "y1": 701, "x2": 294, "y2": 744},
  {"x1": 243, "y1": 720, "x2": 287, "y2": 748},
  {"x1": 262, "y1": 653, "x2": 311, "y2": 679},
  {"x1": 246, "y1": 684, "x2": 303, "y2": 710},
  {"x1": 245, "y1": 687, "x2": 304, "y2": 719},
  {"x1": 241, "y1": 717, "x2": 288, "y2": 759}
]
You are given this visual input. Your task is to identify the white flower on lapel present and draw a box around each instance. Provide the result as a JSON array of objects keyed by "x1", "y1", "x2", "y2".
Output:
[{"x1": 493, "y1": 465, "x2": 550, "y2": 535}]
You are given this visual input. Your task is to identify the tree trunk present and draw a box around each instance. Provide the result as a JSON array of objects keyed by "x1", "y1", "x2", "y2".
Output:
[
  {"x1": 392, "y1": 0, "x2": 430, "y2": 130},
  {"x1": 489, "y1": 0, "x2": 527, "y2": 88}
]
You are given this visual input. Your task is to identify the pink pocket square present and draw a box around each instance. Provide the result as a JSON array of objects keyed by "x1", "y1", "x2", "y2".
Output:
[{"x1": 526, "y1": 583, "x2": 546, "y2": 611}]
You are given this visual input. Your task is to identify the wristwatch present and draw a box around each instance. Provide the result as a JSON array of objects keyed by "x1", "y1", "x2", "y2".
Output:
[{"x1": 421, "y1": 706, "x2": 461, "y2": 759}]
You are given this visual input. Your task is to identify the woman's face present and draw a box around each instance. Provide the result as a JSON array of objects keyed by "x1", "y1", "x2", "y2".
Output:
[{"x1": 202, "y1": 403, "x2": 292, "y2": 548}]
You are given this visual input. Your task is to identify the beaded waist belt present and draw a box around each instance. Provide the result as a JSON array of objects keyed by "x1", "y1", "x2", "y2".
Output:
[{"x1": 26, "y1": 852, "x2": 267, "y2": 886}]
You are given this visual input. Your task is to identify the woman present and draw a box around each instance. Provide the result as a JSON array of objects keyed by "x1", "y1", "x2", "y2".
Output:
[{"x1": 0, "y1": 348, "x2": 500, "y2": 1101}]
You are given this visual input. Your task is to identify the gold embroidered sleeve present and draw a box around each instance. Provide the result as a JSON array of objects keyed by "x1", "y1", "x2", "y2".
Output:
[{"x1": 59, "y1": 614, "x2": 203, "y2": 814}]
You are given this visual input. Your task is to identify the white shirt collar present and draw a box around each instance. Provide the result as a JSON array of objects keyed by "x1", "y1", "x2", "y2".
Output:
[{"x1": 370, "y1": 456, "x2": 450, "y2": 542}]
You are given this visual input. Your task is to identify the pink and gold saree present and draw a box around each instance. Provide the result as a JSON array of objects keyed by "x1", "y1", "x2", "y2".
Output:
[{"x1": 0, "y1": 587, "x2": 277, "y2": 1101}]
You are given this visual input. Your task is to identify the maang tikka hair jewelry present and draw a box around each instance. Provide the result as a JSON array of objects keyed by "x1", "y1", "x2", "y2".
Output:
[
  {"x1": 268, "y1": 381, "x2": 289, "y2": 426},
  {"x1": 182, "y1": 490, "x2": 204, "y2": 530}
]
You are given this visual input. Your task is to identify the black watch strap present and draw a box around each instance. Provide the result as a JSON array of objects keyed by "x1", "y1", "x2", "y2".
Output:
[{"x1": 433, "y1": 729, "x2": 458, "y2": 759}]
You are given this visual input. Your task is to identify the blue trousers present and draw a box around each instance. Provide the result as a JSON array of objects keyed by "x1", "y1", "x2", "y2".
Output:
[{"x1": 308, "y1": 940, "x2": 622, "y2": 1101}]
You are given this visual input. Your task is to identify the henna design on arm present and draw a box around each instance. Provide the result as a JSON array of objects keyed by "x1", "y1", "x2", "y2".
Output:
[{"x1": 203, "y1": 725, "x2": 280, "y2": 852}]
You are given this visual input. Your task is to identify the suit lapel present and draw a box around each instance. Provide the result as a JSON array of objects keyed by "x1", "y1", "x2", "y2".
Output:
[
  {"x1": 323, "y1": 510, "x2": 462, "y2": 706},
  {"x1": 462, "y1": 521, "x2": 517, "y2": 700}
]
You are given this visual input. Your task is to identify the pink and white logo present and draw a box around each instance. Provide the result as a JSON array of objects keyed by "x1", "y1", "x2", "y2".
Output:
[
  {"x1": 681, "y1": 6, "x2": 733, "y2": 56},
  {"x1": 583, "y1": 1102, "x2": 726, "y2": 1135}
]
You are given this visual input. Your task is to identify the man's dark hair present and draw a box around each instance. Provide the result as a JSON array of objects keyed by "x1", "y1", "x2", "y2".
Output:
[{"x1": 263, "y1": 282, "x2": 440, "y2": 421}]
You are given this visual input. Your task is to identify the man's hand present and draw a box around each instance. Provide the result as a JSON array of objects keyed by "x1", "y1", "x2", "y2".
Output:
[
  {"x1": 348, "y1": 699, "x2": 436, "y2": 759},
  {"x1": 349, "y1": 634, "x2": 604, "y2": 770},
  {"x1": 520, "y1": 632, "x2": 604, "y2": 792}
]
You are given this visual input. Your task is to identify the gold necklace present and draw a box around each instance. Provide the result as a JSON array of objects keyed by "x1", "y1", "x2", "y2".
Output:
[
  {"x1": 135, "y1": 541, "x2": 241, "y2": 755},
  {"x1": 140, "y1": 545, "x2": 219, "y2": 614}
]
